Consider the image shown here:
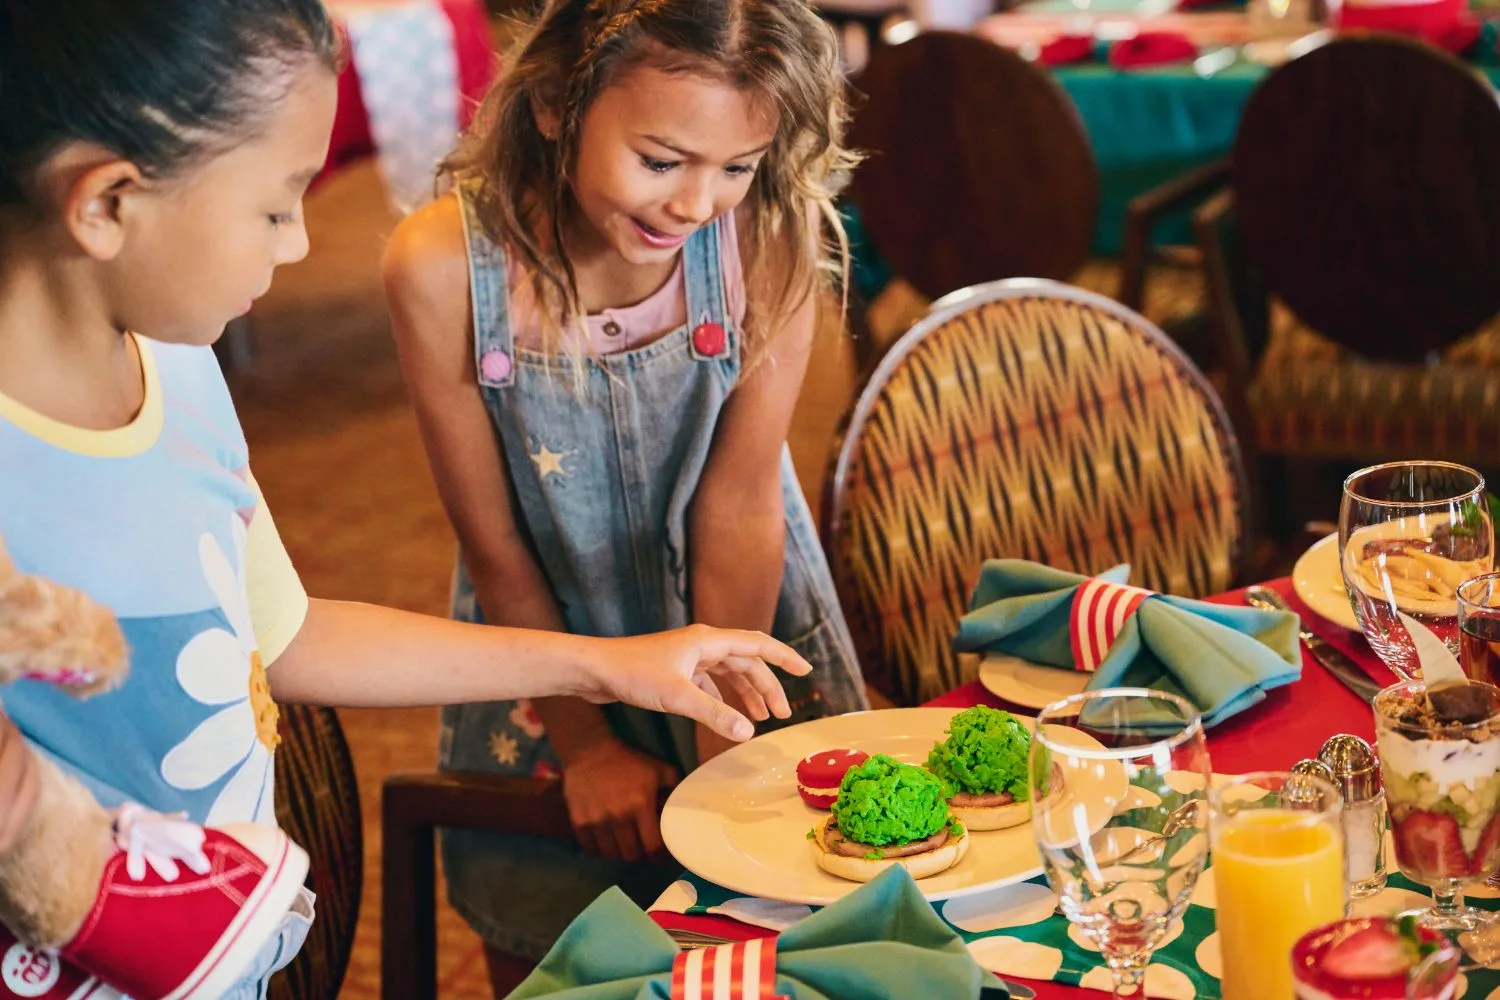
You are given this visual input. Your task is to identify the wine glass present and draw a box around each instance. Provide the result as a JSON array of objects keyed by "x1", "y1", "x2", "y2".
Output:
[
  {"x1": 1030, "y1": 689, "x2": 1211, "y2": 998},
  {"x1": 1340, "y1": 461, "x2": 1492, "y2": 680}
]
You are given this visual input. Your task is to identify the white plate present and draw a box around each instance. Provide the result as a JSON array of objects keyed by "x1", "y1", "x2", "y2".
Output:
[
  {"x1": 978, "y1": 654, "x2": 1088, "y2": 710},
  {"x1": 1292, "y1": 532, "x2": 1359, "y2": 631},
  {"x1": 659, "y1": 707, "x2": 1126, "y2": 906}
]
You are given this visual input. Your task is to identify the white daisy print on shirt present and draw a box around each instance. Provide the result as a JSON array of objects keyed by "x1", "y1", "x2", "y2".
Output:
[{"x1": 160, "y1": 517, "x2": 281, "y2": 825}]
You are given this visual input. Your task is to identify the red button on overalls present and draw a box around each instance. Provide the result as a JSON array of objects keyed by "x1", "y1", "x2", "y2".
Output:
[{"x1": 692, "y1": 322, "x2": 726, "y2": 357}]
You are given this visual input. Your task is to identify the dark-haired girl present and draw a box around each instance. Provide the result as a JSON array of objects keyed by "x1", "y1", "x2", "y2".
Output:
[{"x1": 0, "y1": 2, "x2": 813, "y2": 994}]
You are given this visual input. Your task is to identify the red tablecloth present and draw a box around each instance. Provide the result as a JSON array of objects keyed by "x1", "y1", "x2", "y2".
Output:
[{"x1": 650, "y1": 577, "x2": 1396, "y2": 999}]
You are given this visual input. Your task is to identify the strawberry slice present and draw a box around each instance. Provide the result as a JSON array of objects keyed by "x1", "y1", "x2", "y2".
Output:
[
  {"x1": 1322, "y1": 924, "x2": 1413, "y2": 980},
  {"x1": 1393, "y1": 810, "x2": 1470, "y2": 880},
  {"x1": 1472, "y1": 811, "x2": 1500, "y2": 875}
]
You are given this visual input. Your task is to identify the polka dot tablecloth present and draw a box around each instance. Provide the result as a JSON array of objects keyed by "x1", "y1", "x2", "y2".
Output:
[
  {"x1": 649, "y1": 579, "x2": 1500, "y2": 998},
  {"x1": 651, "y1": 789, "x2": 1500, "y2": 999}
]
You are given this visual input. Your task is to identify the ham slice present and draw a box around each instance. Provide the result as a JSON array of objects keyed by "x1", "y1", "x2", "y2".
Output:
[
  {"x1": 949, "y1": 790, "x2": 1015, "y2": 808},
  {"x1": 824, "y1": 823, "x2": 950, "y2": 859}
]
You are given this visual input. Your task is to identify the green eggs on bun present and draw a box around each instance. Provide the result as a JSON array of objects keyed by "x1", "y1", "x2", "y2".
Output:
[
  {"x1": 927, "y1": 706, "x2": 1036, "y2": 831},
  {"x1": 808, "y1": 754, "x2": 969, "y2": 882}
]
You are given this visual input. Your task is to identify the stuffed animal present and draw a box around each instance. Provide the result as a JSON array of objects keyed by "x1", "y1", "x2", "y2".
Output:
[{"x1": 0, "y1": 534, "x2": 130, "y2": 949}]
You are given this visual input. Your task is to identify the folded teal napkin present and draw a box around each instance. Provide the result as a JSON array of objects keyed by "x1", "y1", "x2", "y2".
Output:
[
  {"x1": 506, "y1": 867, "x2": 1004, "y2": 999},
  {"x1": 953, "y1": 560, "x2": 1300, "y2": 728}
]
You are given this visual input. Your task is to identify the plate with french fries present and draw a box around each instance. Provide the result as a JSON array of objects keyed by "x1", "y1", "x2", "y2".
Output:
[
  {"x1": 1292, "y1": 533, "x2": 1359, "y2": 630},
  {"x1": 1341, "y1": 515, "x2": 1491, "y2": 616}
]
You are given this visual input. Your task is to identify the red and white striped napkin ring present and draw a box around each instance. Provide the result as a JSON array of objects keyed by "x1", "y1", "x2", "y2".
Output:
[
  {"x1": 1069, "y1": 577, "x2": 1156, "y2": 673},
  {"x1": 670, "y1": 937, "x2": 789, "y2": 1000}
]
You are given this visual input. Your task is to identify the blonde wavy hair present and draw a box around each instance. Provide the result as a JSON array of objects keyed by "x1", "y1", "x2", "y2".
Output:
[{"x1": 444, "y1": 0, "x2": 860, "y2": 364}]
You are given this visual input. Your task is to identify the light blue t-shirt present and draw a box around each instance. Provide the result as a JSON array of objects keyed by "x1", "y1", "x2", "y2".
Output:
[{"x1": 0, "y1": 337, "x2": 308, "y2": 826}]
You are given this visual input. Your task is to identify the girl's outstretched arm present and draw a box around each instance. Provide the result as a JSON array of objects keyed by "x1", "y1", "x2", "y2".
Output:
[{"x1": 266, "y1": 599, "x2": 808, "y2": 742}]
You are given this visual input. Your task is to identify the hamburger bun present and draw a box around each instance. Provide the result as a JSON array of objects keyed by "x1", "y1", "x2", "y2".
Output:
[
  {"x1": 947, "y1": 794, "x2": 1031, "y2": 831},
  {"x1": 808, "y1": 813, "x2": 969, "y2": 882},
  {"x1": 948, "y1": 761, "x2": 1066, "y2": 830}
]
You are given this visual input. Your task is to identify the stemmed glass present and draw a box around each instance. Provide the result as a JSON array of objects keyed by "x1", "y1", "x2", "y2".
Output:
[
  {"x1": 1375, "y1": 679, "x2": 1500, "y2": 955},
  {"x1": 1340, "y1": 461, "x2": 1493, "y2": 680},
  {"x1": 1030, "y1": 689, "x2": 1211, "y2": 998}
]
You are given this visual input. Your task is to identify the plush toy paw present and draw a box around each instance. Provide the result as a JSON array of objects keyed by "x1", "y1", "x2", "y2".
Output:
[{"x1": 0, "y1": 539, "x2": 128, "y2": 696}]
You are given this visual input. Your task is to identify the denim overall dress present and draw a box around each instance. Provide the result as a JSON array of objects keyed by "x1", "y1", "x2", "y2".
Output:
[{"x1": 438, "y1": 185, "x2": 869, "y2": 959}]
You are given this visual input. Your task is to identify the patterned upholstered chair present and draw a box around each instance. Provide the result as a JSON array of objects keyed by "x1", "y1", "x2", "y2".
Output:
[
  {"x1": 1194, "y1": 34, "x2": 1500, "y2": 471},
  {"x1": 269, "y1": 704, "x2": 363, "y2": 1000},
  {"x1": 823, "y1": 279, "x2": 1249, "y2": 704}
]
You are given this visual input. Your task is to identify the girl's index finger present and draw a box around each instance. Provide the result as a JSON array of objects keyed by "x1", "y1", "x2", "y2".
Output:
[{"x1": 707, "y1": 629, "x2": 811, "y2": 676}]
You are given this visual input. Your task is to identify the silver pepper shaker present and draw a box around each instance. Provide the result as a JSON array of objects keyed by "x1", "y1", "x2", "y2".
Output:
[
  {"x1": 1318, "y1": 734, "x2": 1388, "y2": 898},
  {"x1": 1291, "y1": 757, "x2": 1334, "y2": 784}
]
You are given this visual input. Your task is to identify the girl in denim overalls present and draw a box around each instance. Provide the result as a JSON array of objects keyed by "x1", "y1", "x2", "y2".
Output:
[{"x1": 385, "y1": 0, "x2": 870, "y2": 980}]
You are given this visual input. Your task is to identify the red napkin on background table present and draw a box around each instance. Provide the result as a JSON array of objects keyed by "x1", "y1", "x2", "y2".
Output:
[
  {"x1": 1038, "y1": 32, "x2": 1095, "y2": 66},
  {"x1": 1335, "y1": 0, "x2": 1479, "y2": 53},
  {"x1": 1109, "y1": 30, "x2": 1199, "y2": 67},
  {"x1": 1036, "y1": 30, "x2": 1198, "y2": 68}
]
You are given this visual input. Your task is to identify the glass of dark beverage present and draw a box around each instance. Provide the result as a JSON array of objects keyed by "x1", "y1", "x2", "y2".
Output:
[{"x1": 1458, "y1": 573, "x2": 1500, "y2": 685}]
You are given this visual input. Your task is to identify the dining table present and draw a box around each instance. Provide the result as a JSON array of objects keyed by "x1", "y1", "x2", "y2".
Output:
[{"x1": 647, "y1": 575, "x2": 1500, "y2": 999}]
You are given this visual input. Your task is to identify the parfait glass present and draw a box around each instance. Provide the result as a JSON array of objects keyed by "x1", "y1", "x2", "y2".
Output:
[{"x1": 1374, "y1": 679, "x2": 1500, "y2": 950}]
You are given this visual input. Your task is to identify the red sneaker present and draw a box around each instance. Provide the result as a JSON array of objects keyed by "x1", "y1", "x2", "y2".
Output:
[
  {"x1": 59, "y1": 821, "x2": 308, "y2": 1000},
  {"x1": 0, "y1": 934, "x2": 119, "y2": 999}
]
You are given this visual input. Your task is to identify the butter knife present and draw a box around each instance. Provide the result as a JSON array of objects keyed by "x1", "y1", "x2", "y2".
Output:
[{"x1": 1245, "y1": 586, "x2": 1381, "y2": 704}]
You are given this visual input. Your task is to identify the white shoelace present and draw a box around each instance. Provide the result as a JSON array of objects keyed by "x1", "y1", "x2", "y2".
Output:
[{"x1": 112, "y1": 803, "x2": 212, "y2": 883}]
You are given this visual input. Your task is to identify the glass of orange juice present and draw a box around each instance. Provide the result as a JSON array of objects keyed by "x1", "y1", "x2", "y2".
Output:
[{"x1": 1211, "y1": 771, "x2": 1346, "y2": 1000}]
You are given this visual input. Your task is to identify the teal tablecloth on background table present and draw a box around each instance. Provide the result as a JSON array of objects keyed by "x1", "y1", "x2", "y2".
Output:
[{"x1": 1052, "y1": 62, "x2": 1259, "y2": 254}]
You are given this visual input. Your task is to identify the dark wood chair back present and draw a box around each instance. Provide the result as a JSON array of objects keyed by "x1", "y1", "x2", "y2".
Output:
[
  {"x1": 1233, "y1": 33, "x2": 1500, "y2": 361},
  {"x1": 382, "y1": 772, "x2": 572, "y2": 1000},
  {"x1": 848, "y1": 30, "x2": 1098, "y2": 303}
]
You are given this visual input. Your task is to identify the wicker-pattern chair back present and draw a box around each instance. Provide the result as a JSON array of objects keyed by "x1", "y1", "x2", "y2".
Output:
[
  {"x1": 269, "y1": 704, "x2": 362, "y2": 1000},
  {"x1": 825, "y1": 280, "x2": 1248, "y2": 704}
]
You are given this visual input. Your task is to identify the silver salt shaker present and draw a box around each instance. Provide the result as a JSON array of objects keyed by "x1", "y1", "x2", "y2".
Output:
[{"x1": 1318, "y1": 734, "x2": 1388, "y2": 898}]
